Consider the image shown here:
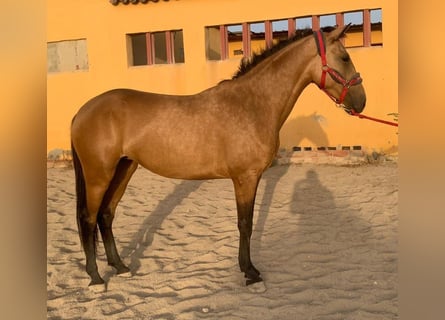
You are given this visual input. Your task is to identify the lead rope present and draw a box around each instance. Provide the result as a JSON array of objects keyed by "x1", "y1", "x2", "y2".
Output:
[{"x1": 348, "y1": 108, "x2": 398, "y2": 127}]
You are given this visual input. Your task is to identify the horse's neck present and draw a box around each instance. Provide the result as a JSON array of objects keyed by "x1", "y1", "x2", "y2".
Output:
[{"x1": 235, "y1": 38, "x2": 314, "y2": 129}]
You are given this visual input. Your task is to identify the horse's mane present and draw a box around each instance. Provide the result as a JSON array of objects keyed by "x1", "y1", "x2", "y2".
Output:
[{"x1": 232, "y1": 26, "x2": 336, "y2": 79}]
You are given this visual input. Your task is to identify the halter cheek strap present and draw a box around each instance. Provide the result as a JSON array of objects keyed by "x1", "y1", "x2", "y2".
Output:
[
  {"x1": 313, "y1": 30, "x2": 362, "y2": 106},
  {"x1": 315, "y1": 30, "x2": 328, "y2": 89}
]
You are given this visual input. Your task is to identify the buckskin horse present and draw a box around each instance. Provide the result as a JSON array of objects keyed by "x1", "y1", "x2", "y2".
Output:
[{"x1": 71, "y1": 25, "x2": 366, "y2": 292}]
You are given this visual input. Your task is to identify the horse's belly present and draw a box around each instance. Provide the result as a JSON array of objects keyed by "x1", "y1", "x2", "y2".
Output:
[{"x1": 132, "y1": 148, "x2": 229, "y2": 180}]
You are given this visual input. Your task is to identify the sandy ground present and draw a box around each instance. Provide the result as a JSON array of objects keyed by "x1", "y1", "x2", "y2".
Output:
[{"x1": 47, "y1": 163, "x2": 398, "y2": 319}]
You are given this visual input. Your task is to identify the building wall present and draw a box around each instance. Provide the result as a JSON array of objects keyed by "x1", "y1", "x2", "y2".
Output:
[{"x1": 47, "y1": 0, "x2": 398, "y2": 154}]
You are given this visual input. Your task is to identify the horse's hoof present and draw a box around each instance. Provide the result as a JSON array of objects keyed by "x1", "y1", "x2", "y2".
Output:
[
  {"x1": 88, "y1": 282, "x2": 107, "y2": 293},
  {"x1": 243, "y1": 265, "x2": 261, "y2": 279},
  {"x1": 247, "y1": 280, "x2": 267, "y2": 293}
]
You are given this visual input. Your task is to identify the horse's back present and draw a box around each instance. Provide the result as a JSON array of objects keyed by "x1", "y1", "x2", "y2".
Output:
[
  {"x1": 73, "y1": 89, "x2": 162, "y2": 120},
  {"x1": 72, "y1": 88, "x2": 176, "y2": 138}
]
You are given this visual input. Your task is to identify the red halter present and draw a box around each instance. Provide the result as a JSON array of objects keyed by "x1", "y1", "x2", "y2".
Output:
[{"x1": 313, "y1": 30, "x2": 362, "y2": 106}]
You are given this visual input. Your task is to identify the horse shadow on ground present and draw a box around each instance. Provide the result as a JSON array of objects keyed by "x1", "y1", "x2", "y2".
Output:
[
  {"x1": 289, "y1": 169, "x2": 373, "y2": 248},
  {"x1": 260, "y1": 168, "x2": 393, "y2": 293},
  {"x1": 253, "y1": 164, "x2": 291, "y2": 253},
  {"x1": 103, "y1": 167, "x2": 292, "y2": 283},
  {"x1": 252, "y1": 112, "x2": 330, "y2": 252},
  {"x1": 251, "y1": 167, "x2": 398, "y2": 318},
  {"x1": 102, "y1": 179, "x2": 204, "y2": 281}
]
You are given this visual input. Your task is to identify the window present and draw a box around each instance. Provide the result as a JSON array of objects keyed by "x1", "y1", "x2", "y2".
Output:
[
  {"x1": 152, "y1": 32, "x2": 168, "y2": 63},
  {"x1": 47, "y1": 39, "x2": 89, "y2": 73},
  {"x1": 295, "y1": 16, "x2": 312, "y2": 30},
  {"x1": 206, "y1": 21, "x2": 290, "y2": 61},
  {"x1": 129, "y1": 33, "x2": 148, "y2": 66},
  {"x1": 172, "y1": 30, "x2": 185, "y2": 63},
  {"x1": 127, "y1": 29, "x2": 185, "y2": 66},
  {"x1": 250, "y1": 22, "x2": 266, "y2": 55},
  {"x1": 205, "y1": 8, "x2": 383, "y2": 61},
  {"x1": 205, "y1": 26, "x2": 223, "y2": 60},
  {"x1": 343, "y1": 9, "x2": 382, "y2": 47},
  {"x1": 370, "y1": 9, "x2": 383, "y2": 46},
  {"x1": 344, "y1": 11, "x2": 364, "y2": 47},
  {"x1": 320, "y1": 14, "x2": 336, "y2": 28},
  {"x1": 227, "y1": 24, "x2": 243, "y2": 58},
  {"x1": 271, "y1": 19, "x2": 289, "y2": 44}
]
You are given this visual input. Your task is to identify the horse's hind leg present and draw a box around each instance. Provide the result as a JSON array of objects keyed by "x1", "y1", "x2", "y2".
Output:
[
  {"x1": 79, "y1": 166, "x2": 118, "y2": 289},
  {"x1": 97, "y1": 158, "x2": 138, "y2": 276},
  {"x1": 232, "y1": 171, "x2": 263, "y2": 287},
  {"x1": 78, "y1": 207, "x2": 104, "y2": 288}
]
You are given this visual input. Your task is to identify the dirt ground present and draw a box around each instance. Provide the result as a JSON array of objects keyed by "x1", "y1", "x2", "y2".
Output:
[{"x1": 47, "y1": 162, "x2": 398, "y2": 319}]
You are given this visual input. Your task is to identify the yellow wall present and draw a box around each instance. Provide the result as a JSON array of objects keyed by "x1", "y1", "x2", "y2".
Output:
[{"x1": 47, "y1": 0, "x2": 397, "y2": 154}]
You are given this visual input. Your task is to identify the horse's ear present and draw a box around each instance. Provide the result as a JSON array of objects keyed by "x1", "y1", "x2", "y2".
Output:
[{"x1": 329, "y1": 23, "x2": 351, "y2": 41}]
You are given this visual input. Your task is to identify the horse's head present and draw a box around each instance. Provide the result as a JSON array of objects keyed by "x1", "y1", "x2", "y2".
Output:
[{"x1": 311, "y1": 25, "x2": 366, "y2": 114}]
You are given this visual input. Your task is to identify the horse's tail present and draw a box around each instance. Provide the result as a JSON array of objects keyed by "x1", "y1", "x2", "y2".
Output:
[
  {"x1": 71, "y1": 140, "x2": 92, "y2": 249},
  {"x1": 71, "y1": 141, "x2": 85, "y2": 246}
]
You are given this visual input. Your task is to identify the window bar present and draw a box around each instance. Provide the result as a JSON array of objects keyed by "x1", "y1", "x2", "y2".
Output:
[
  {"x1": 312, "y1": 15, "x2": 320, "y2": 31},
  {"x1": 336, "y1": 13, "x2": 344, "y2": 27},
  {"x1": 220, "y1": 25, "x2": 228, "y2": 60},
  {"x1": 288, "y1": 18, "x2": 296, "y2": 38},
  {"x1": 363, "y1": 9, "x2": 371, "y2": 47},
  {"x1": 336, "y1": 13, "x2": 345, "y2": 45},
  {"x1": 265, "y1": 20, "x2": 273, "y2": 49},
  {"x1": 145, "y1": 32, "x2": 153, "y2": 65},
  {"x1": 165, "y1": 30, "x2": 173, "y2": 63},
  {"x1": 242, "y1": 22, "x2": 251, "y2": 58}
]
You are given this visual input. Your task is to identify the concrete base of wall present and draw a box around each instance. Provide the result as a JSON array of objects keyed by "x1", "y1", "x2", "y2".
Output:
[{"x1": 274, "y1": 148, "x2": 398, "y2": 166}]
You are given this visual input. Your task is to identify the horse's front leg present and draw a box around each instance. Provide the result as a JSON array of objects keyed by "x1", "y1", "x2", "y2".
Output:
[{"x1": 232, "y1": 171, "x2": 263, "y2": 288}]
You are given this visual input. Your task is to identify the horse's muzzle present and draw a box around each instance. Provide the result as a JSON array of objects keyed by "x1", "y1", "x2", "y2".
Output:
[{"x1": 342, "y1": 84, "x2": 366, "y2": 114}]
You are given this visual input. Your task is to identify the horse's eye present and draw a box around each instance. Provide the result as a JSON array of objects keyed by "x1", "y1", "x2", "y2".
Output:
[{"x1": 342, "y1": 54, "x2": 350, "y2": 62}]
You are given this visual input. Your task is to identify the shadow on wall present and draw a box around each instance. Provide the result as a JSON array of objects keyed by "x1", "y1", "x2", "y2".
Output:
[{"x1": 279, "y1": 112, "x2": 329, "y2": 149}]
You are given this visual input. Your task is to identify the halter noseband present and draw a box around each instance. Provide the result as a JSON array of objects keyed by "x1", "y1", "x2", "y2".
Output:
[{"x1": 313, "y1": 30, "x2": 362, "y2": 107}]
